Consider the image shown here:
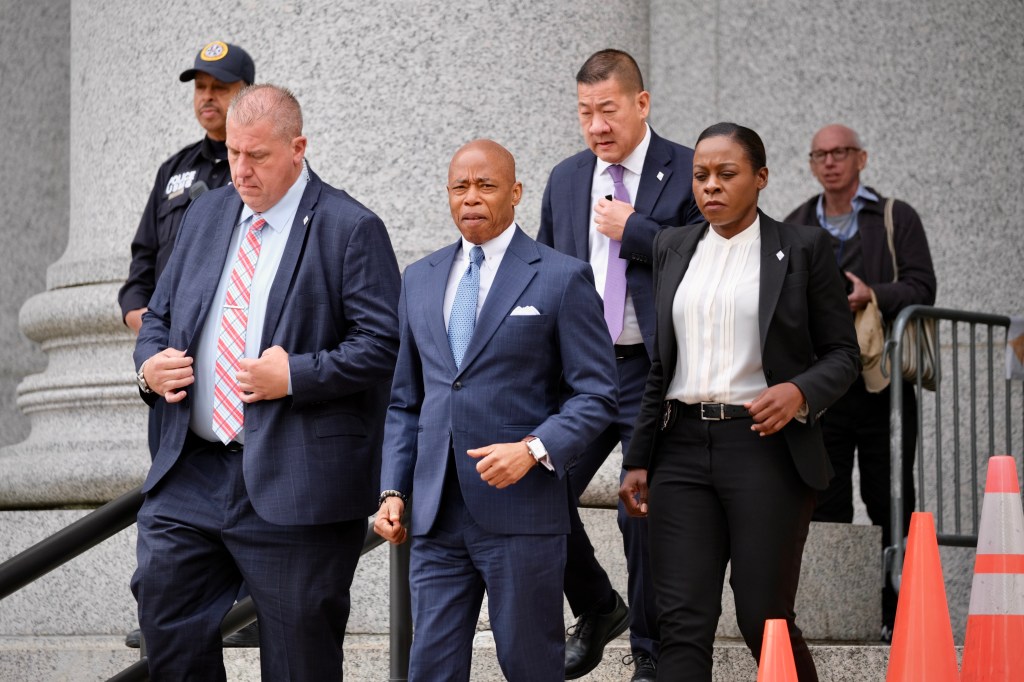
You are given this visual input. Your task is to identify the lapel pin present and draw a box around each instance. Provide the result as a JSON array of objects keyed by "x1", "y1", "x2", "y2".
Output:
[
  {"x1": 776, "y1": 250, "x2": 784, "y2": 261},
  {"x1": 657, "y1": 171, "x2": 664, "y2": 182},
  {"x1": 303, "y1": 215, "x2": 310, "y2": 225}
]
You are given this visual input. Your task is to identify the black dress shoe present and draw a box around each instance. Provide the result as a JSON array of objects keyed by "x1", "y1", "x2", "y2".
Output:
[
  {"x1": 623, "y1": 651, "x2": 657, "y2": 682},
  {"x1": 223, "y1": 621, "x2": 260, "y2": 647},
  {"x1": 564, "y1": 590, "x2": 630, "y2": 679},
  {"x1": 124, "y1": 628, "x2": 141, "y2": 649}
]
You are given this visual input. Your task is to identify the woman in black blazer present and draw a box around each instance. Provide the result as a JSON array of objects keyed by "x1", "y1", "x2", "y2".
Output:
[{"x1": 619, "y1": 123, "x2": 859, "y2": 681}]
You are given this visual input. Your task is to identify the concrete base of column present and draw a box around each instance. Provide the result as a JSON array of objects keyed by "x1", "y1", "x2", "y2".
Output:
[{"x1": 0, "y1": 283, "x2": 148, "y2": 508}]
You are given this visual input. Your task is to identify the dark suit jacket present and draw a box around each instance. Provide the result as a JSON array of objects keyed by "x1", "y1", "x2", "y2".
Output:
[
  {"x1": 537, "y1": 129, "x2": 702, "y2": 357},
  {"x1": 785, "y1": 188, "x2": 936, "y2": 320},
  {"x1": 380, "y1": 227, "x2": 619, "y2": 536},
  {"x1": 623, "y1": 212, "x2": 860, "y2": 490},
  {"x1": 135, "y1": 169, "x2": 401, "y2": 525}
]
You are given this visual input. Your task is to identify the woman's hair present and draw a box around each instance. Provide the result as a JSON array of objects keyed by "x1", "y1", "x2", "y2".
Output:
[{"x1": 696, "y1": 122, "x2": 766, "y2": 171}]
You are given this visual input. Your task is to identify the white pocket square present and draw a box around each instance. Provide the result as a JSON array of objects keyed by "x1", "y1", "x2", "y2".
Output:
[{"x1": 510, "y1": 305, "x2": 540, "y2": 316}]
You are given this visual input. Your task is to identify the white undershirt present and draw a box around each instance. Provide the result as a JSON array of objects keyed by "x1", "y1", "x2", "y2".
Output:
[
  {"x1": 588, "y1": 124, "x2": 651, "y2": 346},
  {"x1": 665, "y1": 217, "x2": 768, "y2": 405}
]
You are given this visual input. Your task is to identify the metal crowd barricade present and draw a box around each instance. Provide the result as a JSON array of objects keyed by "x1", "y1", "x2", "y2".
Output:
[{"x1": 886, "y1": 305, "x2": 1022, "y2": 592}]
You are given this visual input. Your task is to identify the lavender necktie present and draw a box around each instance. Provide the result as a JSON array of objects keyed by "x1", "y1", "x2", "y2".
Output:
[{"x1": 604, "y1": 164, "x2": 630, "y2": 342}]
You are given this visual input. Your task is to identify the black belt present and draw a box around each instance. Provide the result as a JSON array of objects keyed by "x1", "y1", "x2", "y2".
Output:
[
  {"x1": 667, "y1": 400, "x2": 751, "y2": 421},
  {"x1": 184, "y1": 429, "x2": 243, "y2": 454},
  {"x1": 614, "y1": 344, "x2": 646, "y2": 360}
]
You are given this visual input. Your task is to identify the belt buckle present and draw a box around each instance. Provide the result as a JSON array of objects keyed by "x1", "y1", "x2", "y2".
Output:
[
  {"x1": 661, "y1": 401, "x2": 673, "y2": 430},
  {"x1": 700, "y1": 402, "x2": 724, "y2": 421}
]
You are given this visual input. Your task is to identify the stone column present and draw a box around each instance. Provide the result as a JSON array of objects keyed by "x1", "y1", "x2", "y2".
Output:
[{"x1": 0, "y1": 0, "x2": 650, "y2": 507}]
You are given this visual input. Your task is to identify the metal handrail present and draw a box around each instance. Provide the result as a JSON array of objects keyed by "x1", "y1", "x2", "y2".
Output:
[
  {"x1": 0, "y1": 483, "x2": 406, "y2": 682},
  {"x1": 0, "y1": 486, "x2": 144, "y2": 601},
  {"x1": 886, "y1": 304, "x2": 1018, "y2": 592}
]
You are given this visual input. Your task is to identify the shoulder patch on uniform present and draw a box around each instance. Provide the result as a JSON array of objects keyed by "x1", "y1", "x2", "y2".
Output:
[{"x1": 200, "y1": 42, "x2": 229, "y2": 62}]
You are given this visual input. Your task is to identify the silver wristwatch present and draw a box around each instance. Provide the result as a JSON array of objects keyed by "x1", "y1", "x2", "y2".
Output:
[
  {"x1": 136, "y1": 362, "x2": 153, "y2": 394},
  {"x1": 523, "y1": 436, "x2": 547, "y2": 462}
]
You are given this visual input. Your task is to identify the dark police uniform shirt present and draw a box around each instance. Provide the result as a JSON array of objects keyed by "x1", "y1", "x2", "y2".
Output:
[{"x1": 118, "y1": 136, "x2": 230, "y2": 320}]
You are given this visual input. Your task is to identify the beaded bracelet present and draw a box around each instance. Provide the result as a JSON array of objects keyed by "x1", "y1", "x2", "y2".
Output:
[{"x1": 378, "y1": 489, "x2": 408, "y2": 506}]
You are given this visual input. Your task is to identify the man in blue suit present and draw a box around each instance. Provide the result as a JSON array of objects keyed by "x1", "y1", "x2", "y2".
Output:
[
  {"x1": 374, "y1": 139, "x2": 618, "y2": 681},
  {"x1": 537, "y1": 49, "x2": 702, "y2": 681},
  {"x1": 133, "y1": 84, "x2": 400, "y2": 681}
]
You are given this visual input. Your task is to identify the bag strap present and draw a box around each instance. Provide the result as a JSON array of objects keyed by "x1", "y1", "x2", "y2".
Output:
[{"x1": 883, "y1": 197, "x2": 898, "y2": 283}]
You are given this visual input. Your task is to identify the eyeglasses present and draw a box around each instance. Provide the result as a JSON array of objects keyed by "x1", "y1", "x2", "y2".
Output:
[{"x1": 809, "y1": 147, "x2": 860, "y2": 163}]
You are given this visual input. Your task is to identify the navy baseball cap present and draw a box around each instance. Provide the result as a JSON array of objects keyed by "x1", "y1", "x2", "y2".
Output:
[{"x1": 179, "y1": 41, "x2": 255, "y2": 85}]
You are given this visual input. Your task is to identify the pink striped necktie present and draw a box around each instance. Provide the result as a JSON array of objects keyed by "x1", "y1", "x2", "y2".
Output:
[
  {"x1": 604, "y1": 164, "x2": 630, "y2": 342},
  {"x1": 212, "y1": 216, "x2": 267, "y2": 444}
]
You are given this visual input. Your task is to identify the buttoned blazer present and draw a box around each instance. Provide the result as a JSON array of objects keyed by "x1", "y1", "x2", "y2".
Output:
[
  {"x1": 537, "y1": 129, "x2": 702, "y2": 357},
  {"x1": 134, "y1": 169, "x2": 401, "y2": 525},
  {"x1": 622, "y1": 212, "x2": 860, "y2": 490},
  {"x1": 380, "y1": 226, "x2": 619, "y2": 536}
]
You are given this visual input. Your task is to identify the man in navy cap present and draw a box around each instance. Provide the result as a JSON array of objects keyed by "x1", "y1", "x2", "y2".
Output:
[
  {"x1": 120, "y1": 41, "x2": 256, "y2": 336},
  {"x1": 118, "y1": 40, "x2": 257, "y2": 649}
]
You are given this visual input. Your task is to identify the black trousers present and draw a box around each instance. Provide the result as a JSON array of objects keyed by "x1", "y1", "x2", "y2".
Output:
[
  {"x1": 564, "y1": 351, "x2": 659, "y2": 656},
  {"x1": 813, "y1": 376, "x2": 917, "y2": 626},
  {"x1": 647, "y1": 415, "x2": 817, "y2": 682}
]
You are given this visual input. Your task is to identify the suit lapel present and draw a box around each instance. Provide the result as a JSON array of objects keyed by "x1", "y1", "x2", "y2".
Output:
[
  {"x1": 571, "y1": 155, "x2": 597, "y2": 259},
  {"x1": 633, "y1": 131, "x2": 672, "y2": 217},
  {"x1": 758, "y1": 212, "x2": 789, "y2": 353},
  {"x1": 189, "y1": 192, "x2": 244, "y2": 350},
  {"x1": 427, "y1": 240, "x2": 462, "y2": 375},
  {"x1": 259, "y1": 172, "x2": 321, "y2": 350},
  {"x1": 457, "y1": 227, "x2": 538, "y2": 374}
]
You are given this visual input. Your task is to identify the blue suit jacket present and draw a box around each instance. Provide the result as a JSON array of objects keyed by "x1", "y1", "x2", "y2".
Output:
[
  {"x1": 380, "y1": 227, "x2": 619, "y2": 536},
  {"x1": 537, "y1": 129, "x2": 702, "y2": 357},
  {"x1": 135, "y1": 169, "x2": 401, "y2": 525}
]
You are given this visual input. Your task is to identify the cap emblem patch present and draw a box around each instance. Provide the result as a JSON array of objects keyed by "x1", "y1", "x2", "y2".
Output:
[{"x1": 200, "y1": 41, "x2": 229, "y2": 62}]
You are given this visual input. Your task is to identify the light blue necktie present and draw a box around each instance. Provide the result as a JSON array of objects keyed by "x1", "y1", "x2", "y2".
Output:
[{"x1": 448, "y1": 246, "x2": 484, "y2": 369}]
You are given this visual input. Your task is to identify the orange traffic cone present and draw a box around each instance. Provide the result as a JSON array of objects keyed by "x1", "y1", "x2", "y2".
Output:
[
  {"x1": 885, "y1": 511, "x2": 959, "y2": 682},
  {"x1": 757, "y1": 619, "x2": 798, "y2": 682},
  {"x1": 961, "y1": 455, "x2": 1024, "y2": 681}
]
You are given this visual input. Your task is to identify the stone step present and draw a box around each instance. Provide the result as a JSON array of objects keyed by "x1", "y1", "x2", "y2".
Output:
[
  {"x1": 0, "y1": 507, "x2": 885, "y2": 641},
  {"x1": 0, "y1": 634, "x2": 899, "y2": 681}
]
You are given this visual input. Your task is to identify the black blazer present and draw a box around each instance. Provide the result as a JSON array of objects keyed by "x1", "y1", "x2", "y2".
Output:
[{"x1": 622, "y1": 211, "x2": 860, "y2": 490}]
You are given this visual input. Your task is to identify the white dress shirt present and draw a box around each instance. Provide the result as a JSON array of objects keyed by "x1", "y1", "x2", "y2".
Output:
[
  {"x1": 588, "y1": 123, "x2": 651, "y2": 346},
  {"x1": 665, "y1": 217, "x2": 768, "y2": 405},
  {"x1": 443, "y1": 222, "x2": 516, "y2": 326},
  {"x1": 190, "y1": 163, "x2": 309, "y2": 443},
  {"x1": 443, "y1": 222, "x2": 551, "y2": 469}
]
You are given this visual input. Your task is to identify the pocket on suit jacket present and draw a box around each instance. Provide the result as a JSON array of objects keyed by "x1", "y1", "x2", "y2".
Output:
[{"x1": 314, "y1": 411, "x2": 367, "y2": 438}]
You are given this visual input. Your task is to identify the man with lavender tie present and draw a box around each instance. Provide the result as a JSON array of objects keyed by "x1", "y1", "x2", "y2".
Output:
[
  {"x1": 133, "y1": 84, "x2": 400, "y2": 680},
  {"x1": 537, "y1": 48, "x2": 702, "y2": 681}
]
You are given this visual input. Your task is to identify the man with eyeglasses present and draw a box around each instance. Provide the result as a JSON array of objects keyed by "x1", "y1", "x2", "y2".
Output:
[{"x1": 785, "y1": 123, "x2": 936, "y2": 642}]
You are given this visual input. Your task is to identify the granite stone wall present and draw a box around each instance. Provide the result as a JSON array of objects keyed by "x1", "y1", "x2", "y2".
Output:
[{"x1": 0, "y1": 1, "x2": 70, "y2": 447}]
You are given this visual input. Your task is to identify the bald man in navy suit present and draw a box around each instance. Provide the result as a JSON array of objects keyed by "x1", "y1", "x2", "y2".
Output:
[{"x1": 376, "y1": 139, "x2": 618, "y2": 681}]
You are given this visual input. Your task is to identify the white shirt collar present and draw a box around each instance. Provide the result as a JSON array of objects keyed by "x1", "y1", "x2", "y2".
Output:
[
  {"x1": 460, "y1": 221, "x2": 517, "y2": 265},
  {"x1": 595, "y1": 123, "x2": 652, "y2": 179},
  {"x1": 238, "y1": 160, "x2": 310, "y2": 233}
]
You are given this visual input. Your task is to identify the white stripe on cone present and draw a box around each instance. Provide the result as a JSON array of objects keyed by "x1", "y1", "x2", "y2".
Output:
[
  {"x1": 968, "y1": 574, "x2": 1024, "y2": 615},
  {"x1": 977, "y1": 492, "x2": 1024, "y2": 555}
]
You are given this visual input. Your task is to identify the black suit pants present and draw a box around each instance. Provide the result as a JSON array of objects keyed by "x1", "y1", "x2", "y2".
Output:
[
  {"x1": 564, "y1": 352, "x2": 658, "y2": 656},
  {"x1": 813, "y1": 376, "x2": 917, "y2": 627},
  {"x1": 647, "y1": 415, "x2": 817, "y2": 682}
]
